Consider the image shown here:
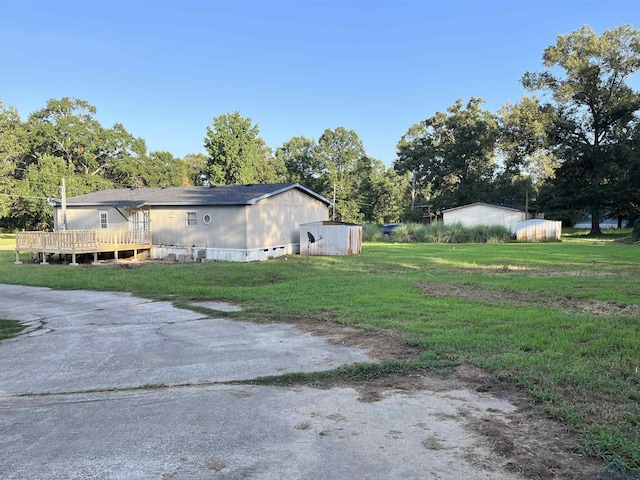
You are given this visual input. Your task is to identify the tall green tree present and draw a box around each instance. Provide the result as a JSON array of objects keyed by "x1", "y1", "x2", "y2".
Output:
[
  {"x1": 182, "y1": 153, "x2": 208, "y2": 186},
  {"x1": 523, "y1": 24, "x2": 640, "y2": 234},
  {"x1": 0, "y1": 100, "x2": 27, "y2": 221},
  {"x1": 276, "y1": 135, "x2": 325, "y2": 191},
  {"x1": 316, "y1": 127, "x2": 367, "y2": 222},
  {"x1": 251, "y1": 139, "x2": 287, "y2": 184},
  {"x1": 204, "y1": 111, "x2": 275, "y2": 185},
  {"x1": 25, "y1": 97, "x2": 106, "y2": 175},
  {"x1": 395, "y1": 98, "x2": 498, "y2": 212},
  {"x1": 495, "y1": 96, "x2": 558, "y2": 206},
  {"x1": 6, "y1": 155, "x2": 112, "y2": 230},
  {"x1": 24, "y1": 97, "x2": 149, "y2": 184},
  {"x1": 356, "y1": 157, "x2": 407, "y2": 223}
]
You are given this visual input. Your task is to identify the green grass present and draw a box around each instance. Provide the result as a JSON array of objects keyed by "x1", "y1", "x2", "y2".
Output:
[
  {"x1": 0, "y1": 319, "x2": 25, "y2": 340},
  {"x1": 0, "y1": 233, "x2": 16, "y2": 246},
  {"x1": 1, "y1": 235, "x2": 639, "y2": 468}
]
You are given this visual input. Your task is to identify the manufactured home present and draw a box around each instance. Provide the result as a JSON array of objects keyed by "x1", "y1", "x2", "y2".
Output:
[{"x1": 16, "y1": 183, "x2": 332, "y2": 263}]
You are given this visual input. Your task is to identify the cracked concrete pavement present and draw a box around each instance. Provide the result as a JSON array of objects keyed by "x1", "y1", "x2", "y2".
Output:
[{"x1": 0, "y1": 284, "x2": 525, "y2": 479}]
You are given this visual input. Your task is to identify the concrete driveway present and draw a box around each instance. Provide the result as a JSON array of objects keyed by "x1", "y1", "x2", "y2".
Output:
[{"x1": 0, "y1": 284, "x2": 526, "y2": 479}]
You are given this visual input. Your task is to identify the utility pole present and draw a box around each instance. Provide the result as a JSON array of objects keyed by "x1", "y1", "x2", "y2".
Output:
[
  {"x1": 332, "y1": 184, "x2": 336, "y2": 221},
  {"x1": 60, "y1": 178, "x2": 67, "y2": 230}
]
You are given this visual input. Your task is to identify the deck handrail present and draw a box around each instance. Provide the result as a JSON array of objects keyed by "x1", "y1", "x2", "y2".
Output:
[{"x1": 16, "y1": 230, "x2": 152, "y2": 251}]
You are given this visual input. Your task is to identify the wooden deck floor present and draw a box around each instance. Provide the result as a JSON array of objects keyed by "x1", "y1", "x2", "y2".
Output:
[{"x1": 15, "y1": 230, "x2": 152, "y2": 265}]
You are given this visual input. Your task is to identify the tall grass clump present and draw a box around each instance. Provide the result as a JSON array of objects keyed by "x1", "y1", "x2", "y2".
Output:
[
  {"x1": 366, "y1": 222, "x2": 513, "y2": 244},
  {"x1": 389, "y1": 223, "x2": 417, "y2": 243},
  {"x1": 362, "y1": 223, "x2": 383, "y2": 242},
  {"x1": 470, "y1": 224, "x2": 513, "y2": 243}
]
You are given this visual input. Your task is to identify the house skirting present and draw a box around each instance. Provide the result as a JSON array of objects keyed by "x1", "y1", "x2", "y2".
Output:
[{"x1": 151, "y1": 243, "x2": 300, "y2": 262}]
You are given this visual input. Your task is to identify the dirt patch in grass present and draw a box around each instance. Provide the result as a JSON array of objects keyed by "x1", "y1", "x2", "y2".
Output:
[
  {"x1": 419, "y1": 281, "x2": 639, "y2": 317},
  {"x1": 348, "y1": 365, "x2": 604, "y2": 480},
  {"x1": 286, "y1": 317, "x2": 606, "y2": 479},
  {"x1": 292, "y1": 317, "x2": 421, "y2": 363}
]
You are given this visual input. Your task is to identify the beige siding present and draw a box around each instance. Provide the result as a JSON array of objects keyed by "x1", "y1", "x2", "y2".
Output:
[
  {"x1": 58, "y1": 188, "x2": 330, "y2": 251},
  {"x1": 246, "y1": 190, "x2": 329, "y2": 249},
  {"x1": 60, "y1": 207, "x2": 130, "y2": 231},
  {"x1": 149, "y1": 206, "x2": 247, "y2": 248}
]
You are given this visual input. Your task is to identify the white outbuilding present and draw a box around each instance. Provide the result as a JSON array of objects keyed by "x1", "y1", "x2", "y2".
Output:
[
  {"x1": 516, "y1": 219, "x2": 562, "y2": 241},
  {"x1": 300, "y1": 221, "x2": 362, "y2": 256},
  {"x1": 442, "y1": 202, "x2": 530, "y2": 233}
]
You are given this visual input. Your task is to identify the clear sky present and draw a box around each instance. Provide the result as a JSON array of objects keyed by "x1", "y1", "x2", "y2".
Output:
[{"x1": 1, "y1": 0, "x2": 639, "y2": 165}]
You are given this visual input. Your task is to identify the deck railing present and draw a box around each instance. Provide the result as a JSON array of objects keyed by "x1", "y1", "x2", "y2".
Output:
[{"x1": 16, "y1": 229, "x2": 152, "y2": 252}]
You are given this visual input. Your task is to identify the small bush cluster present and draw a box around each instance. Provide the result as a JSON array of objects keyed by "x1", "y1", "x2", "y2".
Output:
[{"x1": 363, "y1": 222, "x2": 513, "y2": 243}]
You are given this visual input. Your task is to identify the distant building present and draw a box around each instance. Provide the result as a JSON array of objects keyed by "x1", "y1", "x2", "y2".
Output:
[
  {"x1": 442, "y1": 202, "x2": 539, "y2": 233},
  {"x1": 574, "y1": 216, "x2": 628, "y2": 229}
]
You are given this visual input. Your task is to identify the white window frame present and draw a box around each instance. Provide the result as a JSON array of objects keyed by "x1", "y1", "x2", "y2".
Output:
[
  {"x1": 203, "y1": 214, "x2": 212, "y2": 225},
  {"x1": 99, "y1": 210, "x2": 109, "y2": 229},
  {"x1": 186, "y1": 212, "x2": 197, "y2": 226},
  {"x1": 130, "y1": 210, "x2": 150, "y2": 231}
]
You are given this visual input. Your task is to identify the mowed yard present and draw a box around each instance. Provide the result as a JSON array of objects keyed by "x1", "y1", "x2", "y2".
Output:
[{"x1": 1, "y1": 232, "x2": 638, "y2": 470}]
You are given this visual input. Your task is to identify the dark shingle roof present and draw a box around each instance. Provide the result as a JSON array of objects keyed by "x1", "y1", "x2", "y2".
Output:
[{"x1": 61, "y1": 183, "x2": 332, "y2": 207}]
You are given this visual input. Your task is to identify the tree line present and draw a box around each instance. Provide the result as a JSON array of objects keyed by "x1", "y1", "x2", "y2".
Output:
[{"x1": 1, "y1": 24, "x2": 639, "y2": 234}]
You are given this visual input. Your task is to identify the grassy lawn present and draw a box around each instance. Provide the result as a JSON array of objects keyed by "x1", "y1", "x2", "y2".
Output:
[
  {"x1": 1, "y1": 232, "x2": 639, "y2": 468},
  {"x1": 0, "y1": 233, "x2": 16, "y2": 246}
]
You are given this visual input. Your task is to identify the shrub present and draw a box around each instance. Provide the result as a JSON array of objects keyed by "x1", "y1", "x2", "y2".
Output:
[
  {"x1": 390, "y1": 224, "x2": 414, "y2": 243},
  {"x1": 362, "y1": 223, "x2": 383, "y2": 242},
  {"x1": 364, "y1": 222, "x2": 513, "y2": 244}
]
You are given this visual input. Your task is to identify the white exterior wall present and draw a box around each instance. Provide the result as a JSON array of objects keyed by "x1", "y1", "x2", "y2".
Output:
[
  {"x1": 516, "y1": 219, "x2": 562, "y2": 241},
  {"x1": 443, "y1": 204, "x2": 527, "y2": 233},
  {"x1": 300, "y1": 222, "x2": 362, "y2": 256}
]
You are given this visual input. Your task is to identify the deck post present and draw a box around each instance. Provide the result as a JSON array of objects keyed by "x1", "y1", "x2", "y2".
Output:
[
  {"x1": 40, "y1": 253, "x2": 49, "y2": 265},
  {"x1": 133, "y1": 248, "x2": 138, "y2": 260},
  {"x1": 70, "y1": 252, "x2": 79, "y2": 266},
  {"x1": 114, "y1": 250, "x2": 119, "y2": 261},
  {"x1": 14, "y1": 251, "x2": 23, "y2": 265},
  {"x1": 91, "y1": 252, "x2": 100, "y2": 266}
]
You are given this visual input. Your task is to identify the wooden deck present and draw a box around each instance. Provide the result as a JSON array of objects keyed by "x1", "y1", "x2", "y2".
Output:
[{"x1": 15, "y1": 230, "x2": 152, "y2": 265}]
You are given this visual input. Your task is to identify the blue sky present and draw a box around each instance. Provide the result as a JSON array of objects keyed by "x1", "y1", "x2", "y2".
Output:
[{"x1": 1, "y1": 0, "x2": 639, "y2": 165}]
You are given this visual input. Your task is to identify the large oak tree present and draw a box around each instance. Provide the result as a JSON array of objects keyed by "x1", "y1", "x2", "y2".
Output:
[
  {"x1": 395, "y1": 98, "x2": 498, "y2": 213},
  {"x1": 523, "y1": 24, "x2": 640, "y2": 234}
]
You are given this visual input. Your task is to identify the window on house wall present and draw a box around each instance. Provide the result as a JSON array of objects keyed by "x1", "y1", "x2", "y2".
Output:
[
  {"x1": 99, "y1": 210, "x2": 108, "y2": 229},
  {"x1": 187, "y1": 212, "x2": 197, "y2": 226},
  {"x1": 203, "y1": 214, "x2": 212, "y2": 224}
]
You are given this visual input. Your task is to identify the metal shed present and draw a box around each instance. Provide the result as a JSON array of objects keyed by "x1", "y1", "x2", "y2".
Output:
[
  {"x1": 442, "y1": 202, "x2": 528, "y2": 233},
  {"x1": 300, "y1": 221, "x2": 362, "y2": 256},
  {"x1": 516, "y1": 219, "x2": 562, "y2": 241}
]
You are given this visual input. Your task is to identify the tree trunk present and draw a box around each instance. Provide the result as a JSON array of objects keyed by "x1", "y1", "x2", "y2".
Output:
[{"x1": 589, "y1": 208, "x2": 602, "y2": 236}]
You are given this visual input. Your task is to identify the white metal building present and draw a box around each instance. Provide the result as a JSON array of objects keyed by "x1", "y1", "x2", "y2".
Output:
[
  {"x1": 516, "y1": 219, "x2": 562, "y2": 241},
  {"x1": 300, "y1": 221, "x2": 362, "y2": 256},
  {"x1": 442, "y1": 202, "x2": 529, "y2": 233}
]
